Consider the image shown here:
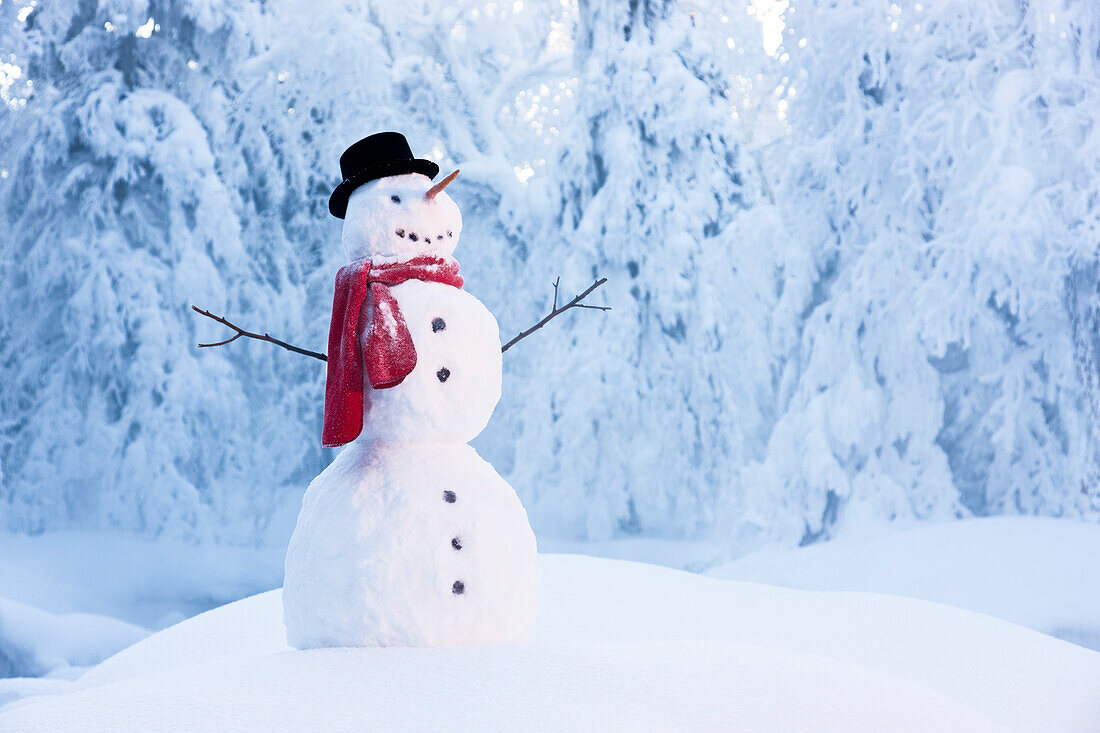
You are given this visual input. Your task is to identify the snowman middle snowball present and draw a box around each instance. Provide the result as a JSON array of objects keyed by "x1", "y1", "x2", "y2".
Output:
[{"x1": 283, "y1": 147, "x2": 538, "y2": 649}]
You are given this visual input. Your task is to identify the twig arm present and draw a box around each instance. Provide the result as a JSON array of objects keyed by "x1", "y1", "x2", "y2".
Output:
[
  {"x1": 501, "y1": 277, "x2": 610, "y2": 353},
  {"x1": 192, "y1": 275, "x2": 608, "y2": 361},
  {"x1": 191, "y1": 305, "x2": 328, "y2": 362}
]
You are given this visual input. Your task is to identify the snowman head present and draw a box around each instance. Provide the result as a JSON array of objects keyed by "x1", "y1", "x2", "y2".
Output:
[
  {"x1": 329, "y1": 132, "x2": 463, "y2": 263},
  {"x1": 340, "y1": 172, "x2": 463, "y2": 262}
]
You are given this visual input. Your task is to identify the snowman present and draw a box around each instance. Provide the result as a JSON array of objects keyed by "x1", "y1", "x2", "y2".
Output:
[{"x1": 283, "y1": 132, "x2": 539, "y2": 648}]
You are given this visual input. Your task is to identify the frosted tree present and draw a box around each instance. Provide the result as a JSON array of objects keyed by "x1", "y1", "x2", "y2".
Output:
[
  {"x1": 1, "y1": 0, "x2": 1097, "y2": 549},
  {"x1": 1071, "y1": 263, "x2": 1100, "y2": 500},
  {"x1": 739, "y1": 0, "x2": 1100, "y2": 547},
  {"x1": 478, "y1": 0, "x2": 796, "y2": 540},
  {"x1": 0, "y1": 1, "x2": 327, "y2": 540}
]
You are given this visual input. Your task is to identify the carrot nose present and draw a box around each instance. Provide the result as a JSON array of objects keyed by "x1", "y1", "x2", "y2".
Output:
[{"x1": 425, "y1": 169, "x2": 459, "y2": 201}]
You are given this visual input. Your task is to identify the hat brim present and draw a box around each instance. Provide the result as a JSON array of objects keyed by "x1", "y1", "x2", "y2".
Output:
[{"x1": 328, "y1": 159, "x2": 440, "y2": 218}]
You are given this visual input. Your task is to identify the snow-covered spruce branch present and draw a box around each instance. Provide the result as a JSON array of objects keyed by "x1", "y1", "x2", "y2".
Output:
[{"x1": 190, "y1": 276, "x2": 609, "y2": 359}]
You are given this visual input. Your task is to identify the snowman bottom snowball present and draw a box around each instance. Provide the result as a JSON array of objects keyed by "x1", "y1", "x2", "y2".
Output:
[{"x1": 283, "y1": 440, "x2": 539, "y2": 648}]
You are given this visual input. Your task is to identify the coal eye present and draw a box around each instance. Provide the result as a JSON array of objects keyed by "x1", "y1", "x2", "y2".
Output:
[{"x1": 390, "y1": 195, "x2": 401, "y2": 204}]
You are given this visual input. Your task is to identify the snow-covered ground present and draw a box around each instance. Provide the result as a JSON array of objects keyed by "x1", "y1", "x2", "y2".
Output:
[
  {"x1": 0, "y1": 598, "x2": 147, "y2": 707},
  {"x1": 0, "y1": 530, "x2": 284, "y2": 630},
  {"x1": 0, "y1": 530, "x2": 283, "y2": 704},
  {"x1": 3, "y1": 553, "x2": 1099, "y2": 732},
  {"x1": 2, "y1": 517, "x2": 1098, "y2": 729},
  {"x1": 710, "y1": 516, "x2": 1100, "y2": 651}
]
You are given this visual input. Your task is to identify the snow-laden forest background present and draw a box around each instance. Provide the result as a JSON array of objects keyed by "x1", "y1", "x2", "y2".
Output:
[{"x1": 2, "y1": 0, "x2": 1099, "y2": 553}]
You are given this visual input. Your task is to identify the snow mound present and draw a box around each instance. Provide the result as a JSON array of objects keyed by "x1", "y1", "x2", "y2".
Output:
[
  {"x1": 3, "y1": 554, "x2": 1099, "y2": 732},
  {"x1": 709, "y1": 517, "x2": 1100, "y2": 649},
  {"x1": 0, "y1": 597, "x2": 147, "y2": 679},
  {"x1": 3, "y1": 639, "x2": 1008, "y2": 732},
  {"x1": 0, "y1": 597, "x2": 148, "y2": 707}
]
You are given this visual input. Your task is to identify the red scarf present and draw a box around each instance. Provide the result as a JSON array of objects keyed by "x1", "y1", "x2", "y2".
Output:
[{"x1": 322, "y1": 254, "x2": 464, "y2": 447}]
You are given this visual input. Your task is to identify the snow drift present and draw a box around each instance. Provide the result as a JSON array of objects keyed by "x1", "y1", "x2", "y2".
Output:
[{"x1": 2, "y1": 555, "x2": 1098, "y2": 732}]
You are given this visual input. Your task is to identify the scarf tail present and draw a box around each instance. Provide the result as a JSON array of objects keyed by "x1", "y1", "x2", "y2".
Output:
[
  {"x1": 364, "y1": 282, "x2": 417, "y2": 389},
  {"x1": 322, "y1": 266, "x2": 367, "y2": 447}
]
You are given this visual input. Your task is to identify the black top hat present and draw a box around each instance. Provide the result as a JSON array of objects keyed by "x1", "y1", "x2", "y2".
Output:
[{"x1": 328, "y1": 132, "x2": 440, "y2": 218}]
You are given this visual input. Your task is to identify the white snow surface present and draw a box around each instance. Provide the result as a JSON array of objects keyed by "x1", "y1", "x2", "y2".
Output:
[
  {"x1": 341, "y1": 173, "x2": 462, "y2": 261},
  {"x1": 3, "y1": 554, "x2": 1099, "y2": 732},
  {"x1": 283, "y1": 440, "x2": 538, "y2": 648},
  {"x1": 0, "y1": 597, "x2": 147, "y2": 700},
  {"x1": 359, "y1": 279, "x2": 503, "y2": 444},
  {"x1": 710, "y1": 516, "x2": 1100, "y2": 651}
]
